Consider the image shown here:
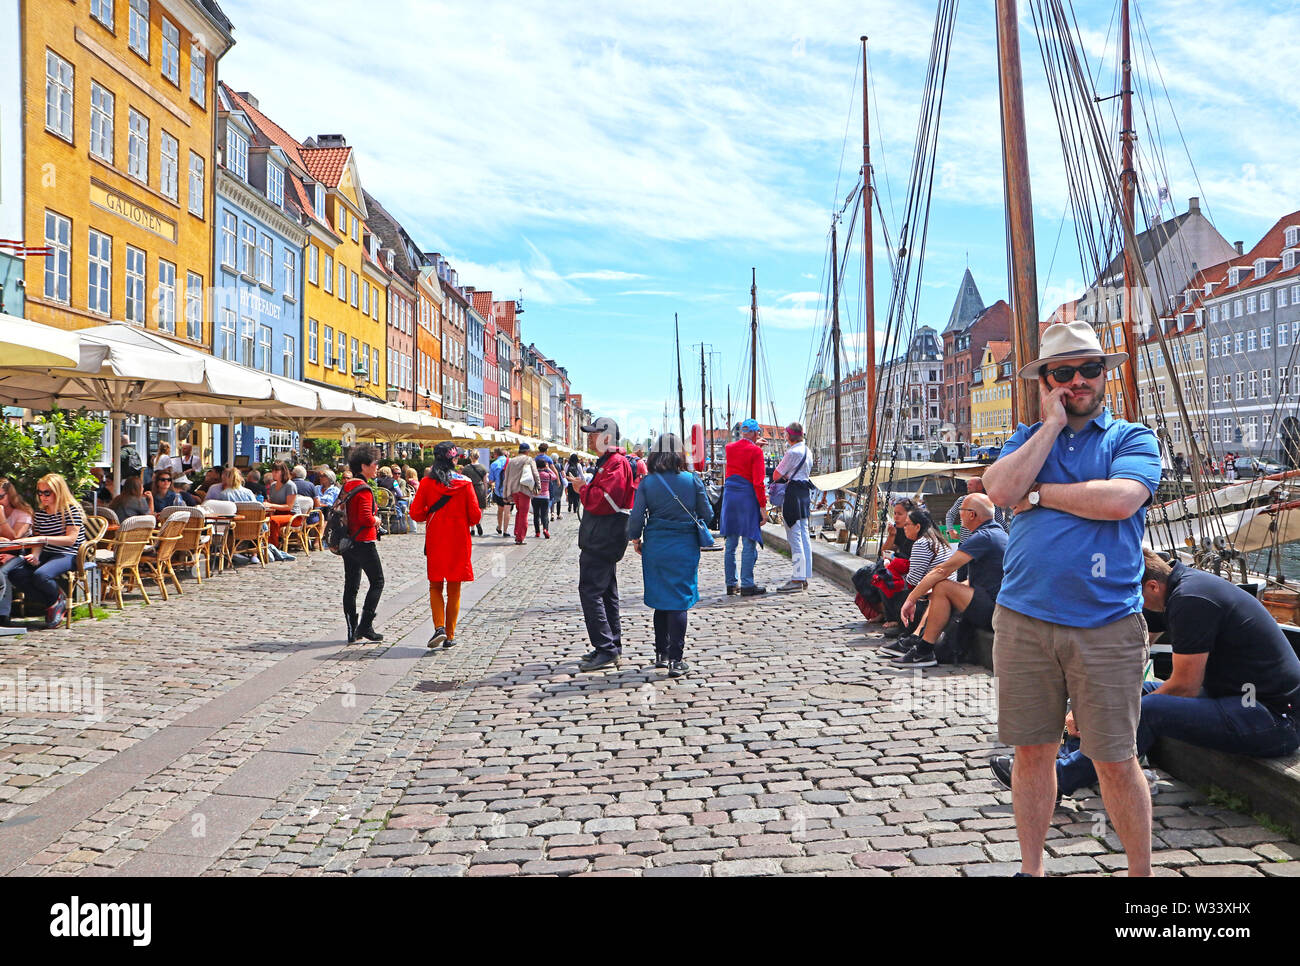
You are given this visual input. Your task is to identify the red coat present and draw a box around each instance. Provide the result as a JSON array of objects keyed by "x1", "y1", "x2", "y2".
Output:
[
  {"x1": 341, "y1": 479, "x2": 378, "y2": 542},
  {"x1": 410, "y1": 475, "x2": 482, "y2": 582}
]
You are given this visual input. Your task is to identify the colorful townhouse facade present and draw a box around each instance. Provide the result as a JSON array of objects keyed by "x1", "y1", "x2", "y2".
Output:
[
  {"x1": 362, "y1": 190, "x2": 416, "y2": 413},
  {"x1": 415, "y1": 257, "x2": 443, "y2": 417},
  {"x1": 432, "y1": 254, "x2": 467, "y2": 423},
  {"x1": 970, "y1": 340, "x2": 1013, "y2": 448},
  {"x1": 472, "y1": 289, "x2": 499, "y2": 429},
  {"x1": 465, "y1": 288, "x2": 485, "y2": 426}
]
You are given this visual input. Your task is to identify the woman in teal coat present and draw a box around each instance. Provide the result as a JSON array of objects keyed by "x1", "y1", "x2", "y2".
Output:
[{"x1": 627, "y1": 434, "x2": 714, "y2": 678}]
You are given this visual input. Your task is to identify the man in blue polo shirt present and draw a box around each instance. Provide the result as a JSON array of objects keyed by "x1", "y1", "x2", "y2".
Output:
[
  {"x1": 984, "y1": 320, "x2": 1161, "y2": 878},
  {"x1": 488, "y1": 448, "x2": 511, "y2": 536}
]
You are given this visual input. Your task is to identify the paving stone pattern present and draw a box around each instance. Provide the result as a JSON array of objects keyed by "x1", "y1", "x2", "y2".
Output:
[{"x1": 0, "y1": 518, "x2": 1295, "y2": 876}]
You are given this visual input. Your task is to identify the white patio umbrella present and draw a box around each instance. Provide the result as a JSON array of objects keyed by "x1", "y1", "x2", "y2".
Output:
[{"x1": 0, "y1": 313, "x2": 83, "y2": 368}]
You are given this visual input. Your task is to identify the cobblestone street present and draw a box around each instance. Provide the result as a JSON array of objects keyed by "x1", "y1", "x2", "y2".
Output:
[{"x1": 0, "y1": 521, "x2": 1296, "y2": 877}]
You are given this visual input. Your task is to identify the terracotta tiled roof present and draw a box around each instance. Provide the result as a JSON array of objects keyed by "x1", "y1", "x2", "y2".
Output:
[
  {"x1": 222, "y1": 85, "x2": 306, "y2": 169},
  {"x1": 300, "y1": 147, "x2": 352, "y2": 188},
  {"x1": 472, "y1": 290, "x2": 494, "y2": 320},
  {"x1": 984, "y1": 340, "x2": 1011, "y2": 361}
]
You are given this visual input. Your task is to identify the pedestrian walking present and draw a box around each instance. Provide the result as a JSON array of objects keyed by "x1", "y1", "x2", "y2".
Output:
[
  {"x1": 770, "y1": 421, "x2": 813, "y2": 592},
  {"x1": 983, "y1": 320, "x2": 1161, "y2": 877},
  {"x1": 570, "y1": 416, "x2": 636, "y2": 672},
  {"x1": 565, "y1": 453, "x2": 583, "y2": 518},
  {"x1": 720, "y1": 418, "x2": 768, "y2": 596},
  {"x1": 533, "y1": 453, "x2": 558, "y2": 538},
  {"x1": 458, "y1": 453, "x2": 489, "y2": 537},
  {"x1": 340, "y1": 445, "x2": 386, "y2": 644},
  {"x1": 628, "y1": 434, "x2": 714, "y2": 678},
  {"x1": 412, "y1": 442, "x2": 482, "y2": 649},
  {"x1": 488, "y1": 448, "x2": 512, "y2": 535},
  {"x1": 503, "y1": 444, "x2": 540, "y2": 544}
]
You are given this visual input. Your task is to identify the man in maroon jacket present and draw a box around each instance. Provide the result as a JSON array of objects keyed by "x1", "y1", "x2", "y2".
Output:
[{"x1": 569, "y1": 416, "x2": 635, "y2": 672}]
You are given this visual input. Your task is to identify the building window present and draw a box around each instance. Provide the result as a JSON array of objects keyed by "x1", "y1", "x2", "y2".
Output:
[
  {"x1": 128, "y1": 109, "x2": 148, "y2": 182},
  {"x1": 1211, "y1": 420, "x2": 1220, "y2": 444},
  {"x1": 240, "y1": 317, "x2": 255, "y2": 367},
  {"x1": 185, "y1": 272, "x2": 202, "y2": 341},
  {"x1": 1236, "y1": 372, "x2": 1245, "y2": 399},
  {"x1": 128, "y1": 0, "x2": 149, "y2": 59},
  {"x1": 1249, "y1": 371, "x2": 1258, "y2": 398},
  {"x1": 282, "y1": 334, "x2": 295, "y2": 377},
  {"x1": 1234, "y1": 332, "x2": 1244, "y2": 354},
  {"x1": 313, "y1": 184, "x2": 324, "y2": 222},
  {"x1": 189, "y1": 43, "x2": 206, "y2": 106},
  {"x1": 1282, "y1": 368, "x2": 1291, "y2": 397},
  {"x1": 1281, "y1": 287, "x2": 1290, "y2": 308},
  {"x1": 337, "y1": 262, "x2": 346, "y2": 301},
  {"x1": 307, "y1": 246, "x2": 318, "y2": 285},
  {"x1": 372, "y1": 347, "x2": 379, "y2": 385},
  {"x1": 283, "y1": 249, "x2": 295, "y2": 295},
  {"x1": 44, "y1": 211, "x2": 71, "y2": 303},
  {"x1": 156, "y1": 260, "x2": 176, "y2": 333},
  {"x1": 350, "y1": 337, "x2": 359, "y2": 375},
  {"x1": 372, "y1": 290, "x2": 378, "y2": 321},
  {"x1": 187, "y1": 152, "x2": 204, "y2": 217},
  {"x1": 159, "y1": 131, "x2": 179, "y2": 200},
  {"x1": 350, "y1": 272, "x2": 358, "y2": 307},
  {"x1": 1195, "y1": 340, "x2": 1203, "y2": 360},
  {"x1": 220, "y1": 211, "x2": 236, "y2": 268},
  {"x1": 361, "y1": 281, "x2": 369, "y2": 315},
  {"x1": 1209, "y1": 305, "x2": 1218, "y2": 324},
  {"x1": 91, "y1": 0, "x2": 114, "y2": 30},
  {"x1": 323, "y1": 254, "x2": 334, "y2": 293},
  {"x1": 45, "y1": 51, "x2": 74, "y2": 141},
  {"x1": 226, "y1": 126, "x2": 248, "y2": 181},
  {"x1": 1247, "y1": 330, "x2": 1257, "y2": 352},
  {"x1": 1210, "y1": 379, "x2": 1220, "y2": 403},
  {"x1": 90, "y1": 83, "x2": 114, "y2": 162},
  {"x1": 1263, "y1": 369, "x2": 1273, "y2": 398},
  {"x1": 308, "y1": 320, "x2": 318, "y2": 364},
  {"x1": 87, "y1": 229, "x2": 112, "y2": 316},
  {"x1": 337, "y1": 332, "x2": 346, "y2": 373},
  {"x1": 267, "y1": 163, "x2": 284, "y2": 208},
  {"x1": 257, "y1": 324, "x2": 272, "y2": 372},
  {"x1": 323, "y1": 325, "x2": 334, "y2": 366},
  {"x1": 240, "y1": 224, "x2": 256, "y2": 276},
  {"x1": 220, "y1": 309, "x2": 236, "y2": 360},
  {"x1": 161, "y1": 19, "x2": 180, "y2": 86},
  {"x1": 1262, "y1": 290, "x2": 1272, "y2": 311},
  {"x1": 352, "y1": 218, "x2": 359, "y2": 243},
  {"x1": 1247, "y1": 294, "x2": 1257, "y2": 314},
  {"x1": 1234, "y1": 299, "x2": 1243, "y2": 318},
  {"x1": 257, "y1": 233, "x2": 273, "y2": 286},
  {"x1": 1262, "y1": 326, "x2": 1271, "y2": 349},
  {"x1": 125, "y1": 245, "x2": 146, "y2": 324},
  {"x1": 337, "y1": 204, "x2": 347, "y2": 234}
]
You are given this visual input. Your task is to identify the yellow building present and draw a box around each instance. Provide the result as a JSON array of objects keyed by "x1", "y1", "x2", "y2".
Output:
[
  {"x1": 23, "y1": 0, "x2": 233, "y2": 339},
  {"x1": 970, "y1": 340, "x2": 1014, "y2": 447}
]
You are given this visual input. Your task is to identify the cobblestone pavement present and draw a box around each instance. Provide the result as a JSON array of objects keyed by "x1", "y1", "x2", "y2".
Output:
[{"x1": 0, "y1": 517, "x2": 1297, "y2": 877}]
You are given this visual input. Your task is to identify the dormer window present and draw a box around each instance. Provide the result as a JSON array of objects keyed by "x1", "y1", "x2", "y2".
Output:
[
  {"x1": 1285, "y1": 251, "x2": 1297, "y2": 272},
  {"x1": 1286, "y1": 226, "x2": 1299, "y2": 248},
  {"x1": 1254, "y1": 259, "x2": 1270, "y2": 279},
  {"x1": 267, "y1": 162, "x2": 284, "y2": 208},
  {"x1": 1230, "y1": 267, "x2": 1247, "y2": 286},
  {"x1": 313, "y1": 184, "x2": 325, "y2": 222},
  {"x1": 226, "y1": 126, "x2": 248, "y2": 181}
]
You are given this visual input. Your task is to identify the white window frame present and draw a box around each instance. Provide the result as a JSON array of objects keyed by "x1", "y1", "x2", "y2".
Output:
[
  {"x1": 128, "y1": 0, "x2": 149, "y2": 60},
  {"x1": 352, "y1": 217, "x2": 359, "y2": 243},
  {"x1": 282, "y1": 334, "x2": 295, "y2": 378},
  {"x1": 45, "y1": 51, "x2": 74, "y2": 141},
  {"x1": 159, "y1": 130, "x2": 179, "y2": 200},
  {"x1": 240, "y1": 223, "x2": 256, "y2": 276},
  {"x1": 1247, "y1": 294, "x2": 1257, "y2": 314},
  {"x1": 156, "y1": 259, "x2": 176, "y2": 334},
  {"x1": 338, "y1": 262, "x2": 347, "y2": 301},
  {"x1": 337, "y1": 331, "x2": 346, "y2": 373},
  {"x1": 219, "y1": 309, "x2": 236, "y2": 361},
  {"x1": 128, "y1": 109, "x2": 149, "y2": 182},
  {"x1": 240, "y1": 317, "x2": 255, "y2": 368},
  {"x1": 283, "y1": 249, "x2": 295, "y2": 296},
  {"x1": 371, "y1": 347, "x2": 379, "y2": 385},
  {"x1": 189, "y1": 43, "x2": 206, "y2": 106},
  {"x1": 362, "y1": 280, "x2": 369, "y2": 315},
  {"x1": 220, "y1": 211, "x2": 237, "y2": 269},
  {"x1": 125, "y1": 245, "x2": 146, "y2": 325},
  {"x1": 226, "y1": 126, "x2": 248, "y2": 182},
  {"x1": 323, "y1": 254, "x2": 333, "y2": 294},
  {"x1": 188, "y1": 152, "x2": 204, "y2": 217},
  {"x1": 313, "y1": 184, "x2": 324, "y2": 222},
  {"x1": 307, "y1": 245, "x2": 318, "y2": 285},
  {"x1": 323, "y1": 325, "x2": 334, "y2": 366},
  {"x1": 308, "y1": 319, "x2": 318, "y2": 364},
  {"x1": 267, "y1": 163, "x2": 284, "y2": 208},
  {"x1": 161, "y1": 18, "x2": 180, "y2": 86},
  {"x1": 91, "y1": 0, "x2": 115, "y2": 31},
  {"x1": 185, "y1": 271, "x2": 202, "y2": 341},
  {"x1": 90, "y1": 82, "x2": 114, "y2": 162},
  {"x1": 257, "y1": 324, "x2": 273, "y2": 373},
  {"x1": 1281, "y1": 287, "x2": 1291, "y2": 308},
  {"x1": 350, "y1": 272, "x2": 358, "y2": 307},
  {"x1": 257, "y1": 232, "x2": 273, "y2": 286},
  {"x1": 87, "y1": 229, "x2": 112, "y2": 316},
  {"x1": 1262, "y1": 290, "x2": 1272, "y2": 311},
  {"x1": 1262, "y1": 326, "x2": 1272, "y2": 350},
  {"x1": 44, "y1": 211, "x2": 71, "y2": 303},
  {"x1": 337, "y1": 203, "x2": 347, "y2": 234}
]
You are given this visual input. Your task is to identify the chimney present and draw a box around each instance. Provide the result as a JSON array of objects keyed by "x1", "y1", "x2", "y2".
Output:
[
  {"x1": 315, "y1": 134, "x2": 347, "y2": 148},
  {"x1": 1235, "y1": 241, "x2": 1244, "y2": 255},
  {"x1": 236, "y1": 91, "x2": 259, "y2": 109},
  {"x1": 1188, "y1": 196, "x2": 1200, "y2": 213}
]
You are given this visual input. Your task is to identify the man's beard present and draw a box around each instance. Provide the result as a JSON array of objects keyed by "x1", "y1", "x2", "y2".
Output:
[{"x1": 1063, "y1": 387, "x2": 1103, "y2": 418}]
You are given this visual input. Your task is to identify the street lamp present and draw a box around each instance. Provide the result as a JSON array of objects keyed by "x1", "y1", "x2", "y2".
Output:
[{"x1": 386, "y1": 386, "x2": 399, "y2": 405}]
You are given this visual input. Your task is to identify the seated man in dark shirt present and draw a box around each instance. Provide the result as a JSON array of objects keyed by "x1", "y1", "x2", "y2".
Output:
[
  {"x1": 888, "y1": 493, "x2": 1007, "y2": 668},
  {"x1": 992, "y1": 549, "x2": 1300, "y2": 796}
]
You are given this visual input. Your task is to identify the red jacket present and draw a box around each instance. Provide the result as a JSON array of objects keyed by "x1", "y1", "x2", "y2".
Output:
[
  {"x1": 410, "y1": 474, "x2": 481, "y2": 582},
  {"x1": 342, "y1": 479, "x2": 377, "y2": 543},
  {"x1": 724, "y1": 438, "x2": 766, "y2": 507},
  {"x1": 580, "y1": 449, "x2": 635, "y2": 515}
]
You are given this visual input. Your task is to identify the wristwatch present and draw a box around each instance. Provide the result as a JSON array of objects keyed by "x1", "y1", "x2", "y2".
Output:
[{"x1": 1027, "y1": 483, "x2": 1043, "y2": 508}]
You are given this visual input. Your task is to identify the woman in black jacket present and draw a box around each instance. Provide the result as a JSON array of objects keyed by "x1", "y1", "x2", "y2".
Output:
[{"x1": 457, "y1": 455, "x2": 489, "y2": 536}]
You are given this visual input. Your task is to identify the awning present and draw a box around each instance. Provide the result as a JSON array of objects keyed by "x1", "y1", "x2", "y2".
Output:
[
  {"x1": 808, "y1": 460, "x2": 980, "y2": 492},
  {"x1": 0, "y1": 313, "x2": 82, "y2": 368}
]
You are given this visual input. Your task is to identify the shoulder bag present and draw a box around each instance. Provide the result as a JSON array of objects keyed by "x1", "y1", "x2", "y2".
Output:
[
  {"x1": 768, "y1": 449, "x2": 807, "y2": 508},
  {"x1": 652, "y1": 474, "x2": 714, "y2": 548}
]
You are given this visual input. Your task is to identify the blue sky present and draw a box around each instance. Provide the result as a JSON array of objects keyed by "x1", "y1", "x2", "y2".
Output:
[{"x1": 218, "y1": 0, "x2": 1299, "y2": 444}]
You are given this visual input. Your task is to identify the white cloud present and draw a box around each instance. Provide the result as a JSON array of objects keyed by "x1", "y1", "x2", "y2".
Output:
[{"x1": 566, "y1": 270, "x2": 649, "y2": 281}]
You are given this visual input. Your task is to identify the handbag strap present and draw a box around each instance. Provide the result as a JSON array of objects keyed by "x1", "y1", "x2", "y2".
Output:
[{"x1": 653, "y1": 474, "x2": 704, "y2": 527}]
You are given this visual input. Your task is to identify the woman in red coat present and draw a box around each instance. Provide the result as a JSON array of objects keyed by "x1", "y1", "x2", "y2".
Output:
[{"x1": 410, "y1": 441, "x2": 482, "y2": 649}]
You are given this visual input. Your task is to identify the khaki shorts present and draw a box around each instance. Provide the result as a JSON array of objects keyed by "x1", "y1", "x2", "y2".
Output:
[{"x1": 992, "y1": 604, "x2": 1148, "y2": 763}]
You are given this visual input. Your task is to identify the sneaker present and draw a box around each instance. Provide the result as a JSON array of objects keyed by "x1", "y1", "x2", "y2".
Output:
[
  {"x1": 654, "y1": 652, "x2": 669, "y2": 670},
  {"x1": 990, "y1": 755, "x2": 1062, "y2": 806},
  {"x1": 577, "y1": 649, "x2": 620, "y2": 672},
  {"x1": 427, "y1": 626, "x2": 447, "y2": 649},
  {"x1": 45, "y1": 593, "x2": 67, "y2": 628},
  {"x1": 544, "y1": 530, "x2": 550, "y2": 539},
  {"x1": 443, "y1": 637, "x2": 457, "y2": 649},
  {"x1": 776, "y1": 580, "x2": 806, "y2": 593},
  {"x1": 726, "y1": 585, "x2": 738, "y2": 596},
  {"x1": 740, "y1": 585, "x2": 767, "y2": 597},
  {"x1": 890, "y1": 643, "x2": 937, "y2": 668},
  {"x1": 667, "y1": 660, "x2": 689, "y2": 678},
  {"x1": 878, "y1": 635, "x2": 917, "y2": 658}
]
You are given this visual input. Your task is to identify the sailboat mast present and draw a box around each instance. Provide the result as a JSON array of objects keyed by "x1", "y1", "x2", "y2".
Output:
[
  {"x1": 750, "y1": 268, "x2": 759, "y2": 421},
  {"x1": 831, "y1": 218, "x2": 844, "y2": 472},
  {"x1": 699, "y1": 343, "x2": 707, "y2": 467},
  {"x1": 675, "y1": 314, "x2": 686, "y2": 443},
  {"x1": 1117, "y1": 0, "x2": 1141, "y2": 420},
  {"x1": 996, "y1": 0, "x2": 1042, "y2": 427},
  {"x1": 861, "y1": 35, "x2": 878, "y2": 458}
]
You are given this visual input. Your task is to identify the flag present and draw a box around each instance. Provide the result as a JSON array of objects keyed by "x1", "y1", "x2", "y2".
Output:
[
  {"x1": 0, "y1": 239, "x2": 53, "y2": 257},
  {"x1": 1156, "y1": 185, "x2": 1171, "y2": 209}
]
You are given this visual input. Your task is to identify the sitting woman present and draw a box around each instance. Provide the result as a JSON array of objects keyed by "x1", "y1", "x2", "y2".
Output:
[
  {"x1": 376, "y1": 466, "x2": 408, "y2": 529},
  {"x1": 880, "y1": 506, "x2": 953, "y2": 639},
  {"x1": 0, "y1": 478, "x2": 35, "y2": 627},
  {"x1": 110, "y1": 476, "x2": 153, "y2": 518},
  {"x1": 316, "y1": 468, "x2": 340, "y2": 507},
  {"x1": 149, "y1": 468, "x2": 181, "y2": 512},
  {"x1": 6, "y1": 474, "x2": 85, "y2": 627}
]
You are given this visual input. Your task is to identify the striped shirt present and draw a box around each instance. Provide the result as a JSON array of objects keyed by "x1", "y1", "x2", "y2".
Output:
[
  {"x1": 904, "y1": 536, "x2": 954, "y2": 587},
  {"x1": 32, "y1": 508, "x2": 85, "y2": 557}
]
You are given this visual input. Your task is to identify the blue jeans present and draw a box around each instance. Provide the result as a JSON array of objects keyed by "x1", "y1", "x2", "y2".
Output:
[
  {"x1": 1057, "y1": 681, "x2": 1300, "y2": 794},
  {"x1": 785, "y1": 516, "x2": 812, "y2": 582},
  {"x1": 7, "y1": 551, "x2": 75, "y2": 612},
  {"x1": 724, "y1": 533, "x2": 758, "y2": 589},
  {"x1": 0, "y1": 556, "x2": 26, "y2": 618}
]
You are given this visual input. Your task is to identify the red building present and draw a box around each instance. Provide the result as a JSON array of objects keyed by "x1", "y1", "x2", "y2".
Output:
[
  {"x1": 473, "y1": 289, "x2": 499, "y2": 429},
  {"x1": 940, "y1": 269, "x2": 1011, "y2": 446}
]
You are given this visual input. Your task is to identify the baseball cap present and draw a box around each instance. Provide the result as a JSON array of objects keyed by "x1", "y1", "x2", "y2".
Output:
[
  {"x1": 580, "y1": 415, "x2": 619, "y2": 438},
  {"x1": 740, "y1": 418, "x2": 761, "y2": 433},
  {"x1": 518, "y1": 442, "x2": 531, "y2": 452}
]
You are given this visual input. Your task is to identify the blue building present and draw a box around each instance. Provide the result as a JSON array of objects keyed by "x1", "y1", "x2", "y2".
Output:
[
  {"x1": 465, "y1": 291, "x2": 486, "y2": 426},
  {"x1": 212, "y1": 88, "x2": 307, "y2": 464}
]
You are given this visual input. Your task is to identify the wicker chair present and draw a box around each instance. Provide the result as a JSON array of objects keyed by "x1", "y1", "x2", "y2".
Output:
[
  {"x1": 305, "y1": 504, "x2": 327, "y2": 552},
  {"x1": 92, "y1": 505, "x2": 119, "y2": 525},
  {"x1": 373, "y1": 484, "x2": 396, "y2": 532},
  {"x1": 280, "y1": 496, "x2": 314, "y2": 556},
  {"x1": 169, "y1": 507, "x2": 212, "y2": 583},
  {"x1": 201, "y1": 500, "x2": 238, "y2": 572},
  {"x1": 61, "y1": 514, "x2": 108, "y2": 628},
  {"x1": 96, "y1": 514, "x2": 156, "y2": 609},
  {"x1": 230, "y1": 503, "x2": 269, "y2": 566},
  {"x1": 140, "y1": 514, "x2": 188, "y2": 600}
]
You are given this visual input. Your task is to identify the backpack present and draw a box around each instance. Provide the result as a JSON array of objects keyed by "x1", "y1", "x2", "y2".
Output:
[
  {"x1": 324, "y1": 485, "x2": 367, "y2": 555},
  {"x1": 121, "y1": 446, "x2": 143, "y2": 476}
]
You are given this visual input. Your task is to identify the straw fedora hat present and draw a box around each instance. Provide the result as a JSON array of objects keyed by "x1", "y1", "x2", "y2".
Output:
[{"x1": 1016, "y1": 320, "x2": 1128, "y2": 380}]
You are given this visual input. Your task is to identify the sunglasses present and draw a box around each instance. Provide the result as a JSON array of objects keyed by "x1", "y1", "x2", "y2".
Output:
[
  {"x1": 1043, "y1": 360, "x2": 1105, "y2": 382},
  {"x1": 36, "y1": 489, "x2": 53, "y2": 497},
  {"x1": 156, "y1": 477, "x2": 172, "y2": 483}
]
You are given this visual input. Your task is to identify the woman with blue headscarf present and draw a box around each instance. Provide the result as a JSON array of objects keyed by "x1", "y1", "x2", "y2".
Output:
[{"x1": 719, "y1": 419, "x2": 768, "y2": 596}]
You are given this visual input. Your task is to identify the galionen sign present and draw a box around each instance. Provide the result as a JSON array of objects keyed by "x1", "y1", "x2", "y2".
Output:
[{"x1": 89, "y1": 180, "x2": 177, "y2": 243}]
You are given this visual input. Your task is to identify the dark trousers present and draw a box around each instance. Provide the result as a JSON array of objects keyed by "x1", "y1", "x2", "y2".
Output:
[
  {"x1": 578, "y1": 550, "x2": 621, "y2": 654},
  {"x1": 653, "y1": 609, "x2": 688, "y2": 661},
  {"x1": 567, "y1": 491, "x2": 581, "y2": 516},
  {"x1": 342, "y1": 541, "x2": 384, "y2": 616},
  {"x1": 532, "y1": 497, "x2": 551, "y2": 534},
  {"x1": 7, "y1": 551, "x2": 75, "y2": 612}
]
